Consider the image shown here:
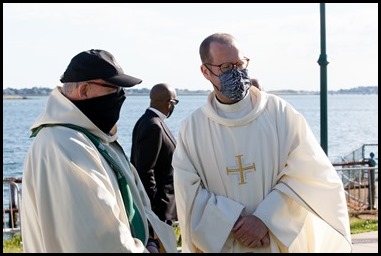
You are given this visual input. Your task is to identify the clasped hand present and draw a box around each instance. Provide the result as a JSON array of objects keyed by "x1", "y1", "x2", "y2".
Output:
[
  {"x1": 232, "y1": 215, "x2": 270, "y2": 248},
  {"x1": 146, "y1": 244, "x2": 159, "y2": 253}
]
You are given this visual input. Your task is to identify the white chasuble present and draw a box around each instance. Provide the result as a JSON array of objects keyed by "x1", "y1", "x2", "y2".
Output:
[{"x1": 173, "y1": 87, "x2": 352, "y2": 253}]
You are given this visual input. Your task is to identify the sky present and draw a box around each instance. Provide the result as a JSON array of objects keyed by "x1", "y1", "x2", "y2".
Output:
[{"x1": 3, "y1": 3, "x2": 378, "y2": 91}]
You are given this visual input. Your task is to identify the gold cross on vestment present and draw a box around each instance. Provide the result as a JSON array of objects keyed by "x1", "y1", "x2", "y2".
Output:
[{"x1": 226, "y1": 155, "x2": 255, "y2": 184}]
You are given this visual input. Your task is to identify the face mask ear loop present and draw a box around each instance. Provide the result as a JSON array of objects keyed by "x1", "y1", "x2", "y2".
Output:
[{"x1": 211, "y1": 81, "x2": 221, "y2": 93}]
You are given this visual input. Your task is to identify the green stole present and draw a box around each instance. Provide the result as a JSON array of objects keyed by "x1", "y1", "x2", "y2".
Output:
[{"x1": 31, "y1": 123, "x2": 146, "y2": 242}]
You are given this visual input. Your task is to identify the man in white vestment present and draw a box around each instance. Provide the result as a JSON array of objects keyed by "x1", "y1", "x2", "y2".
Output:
[
  {"x1": 21, "y1": 49, "x2": 177, "y2": 253},
  {"x1": 172, "y1": 33, "x2": 352, "y2": 253}
]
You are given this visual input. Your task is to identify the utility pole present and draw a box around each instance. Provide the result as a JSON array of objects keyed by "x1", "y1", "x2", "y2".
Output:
[{"x1": 317, "y1": 3, "x2": 329, "y2": 155}]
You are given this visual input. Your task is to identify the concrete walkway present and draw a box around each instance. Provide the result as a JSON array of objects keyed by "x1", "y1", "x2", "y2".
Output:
[{"x1": 351, "y1": 231, "x2": 378, "y2": 253}]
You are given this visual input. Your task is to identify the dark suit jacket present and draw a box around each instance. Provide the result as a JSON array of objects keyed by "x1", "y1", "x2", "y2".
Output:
[{"x1": 130, "y1": 109, "x2": 177, "y2": 222}]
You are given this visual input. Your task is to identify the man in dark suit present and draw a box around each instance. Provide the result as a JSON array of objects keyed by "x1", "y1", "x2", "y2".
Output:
[{"x1": 131, "y1": 83, "x2": 178, "y2": 228}]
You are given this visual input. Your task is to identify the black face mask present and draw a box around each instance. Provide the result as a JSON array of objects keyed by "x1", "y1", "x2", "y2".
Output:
[{"x1": 72, "y1": 89, "x2": 126, "y2": 134}]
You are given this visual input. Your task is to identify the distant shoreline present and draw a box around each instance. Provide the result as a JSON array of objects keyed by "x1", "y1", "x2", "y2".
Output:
[
  {"x1": 2, "y1": 85, "x2": 378, "y2": 97},
  {"x1": 3, "y1": 95, "x2": 28, "y2": 100},
  {"x1": 2, "y1": 92, "x2": 379, "y2": 99}
]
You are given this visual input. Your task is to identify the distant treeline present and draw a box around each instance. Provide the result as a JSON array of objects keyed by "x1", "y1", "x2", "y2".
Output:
[
  {"x1": 3, "y1": 85, "x2": 378, "y2": 96},
  {"x1": 269, "y1": 86, "x2": 378, "y2": 95},
  {"x1": 3, "y1": 87, "x2": 212, "y2": 96}
]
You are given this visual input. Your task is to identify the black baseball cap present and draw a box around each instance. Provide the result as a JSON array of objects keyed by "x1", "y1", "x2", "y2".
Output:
[{"x1": 60, "y1": 49, "x2": 142, "y2": 88}]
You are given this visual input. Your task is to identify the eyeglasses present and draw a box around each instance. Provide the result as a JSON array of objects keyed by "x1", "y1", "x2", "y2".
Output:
[
  {"x1": 90, "y1": 81, "x2": 121, "y2": 92},
  {"x1": 169, "y1": 99, "x2": 179, "y2": 105},
  {"x1": 204, "y1": 57, "x2": 250, "y2": 74}
]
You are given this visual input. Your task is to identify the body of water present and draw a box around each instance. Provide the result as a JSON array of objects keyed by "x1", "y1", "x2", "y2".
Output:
[{"x1": 3, "y1": 93, "x2": 378, "y2": 180}]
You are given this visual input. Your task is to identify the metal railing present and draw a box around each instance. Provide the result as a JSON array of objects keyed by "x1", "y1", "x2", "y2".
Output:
[
  {"x1": 336, "y1": 166, "x2": 378, "y2": 211},
  {"x1": 333, "y1": 143, "x2": 378, "y2": 212},
  {"x1": 3, "y1": 177, "x2": 22, "y2": 236}
]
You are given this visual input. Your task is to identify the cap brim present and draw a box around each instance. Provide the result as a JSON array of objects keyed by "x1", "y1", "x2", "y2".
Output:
[{"x1": 105, "y1": 74, "x2": 142, "y2": 88}]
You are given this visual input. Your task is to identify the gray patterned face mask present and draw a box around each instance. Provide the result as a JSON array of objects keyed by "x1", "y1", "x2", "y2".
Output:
[{"x1": 218, "y1": 68, "x2": 252, "y2": 101}]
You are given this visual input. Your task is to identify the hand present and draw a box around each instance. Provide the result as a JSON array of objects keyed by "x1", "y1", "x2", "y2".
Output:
[
  {"x1": 146, "y1": 238, "x2": 160, "y2": 253},
  {"x1": 146, "y1": 244, "x2": 160, "y2": 253},
  {"x1": 232, "y1": 215, "x2": 270, "y2": 248}
]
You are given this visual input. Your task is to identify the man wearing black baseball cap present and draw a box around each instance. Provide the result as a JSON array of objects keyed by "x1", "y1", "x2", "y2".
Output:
[
  {"x1": 60, "y1": 49, "x2": 142, "y2": 88},
  {"x1": 21, "y1": 49, "x2": 178, "y2": 253}
]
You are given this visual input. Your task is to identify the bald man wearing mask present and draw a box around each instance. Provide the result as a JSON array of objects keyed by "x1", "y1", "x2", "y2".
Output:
[{"x1": 130, "y1": 83, "x2": 179, "y2": 251}]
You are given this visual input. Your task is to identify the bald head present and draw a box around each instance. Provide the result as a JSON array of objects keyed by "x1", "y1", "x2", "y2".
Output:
[
  {"x1": 149, "y1": 83, "x2": 178, "y2": 116},
  {"x1": 150, "y1": 83, "x2": 174, "y2": 102}
]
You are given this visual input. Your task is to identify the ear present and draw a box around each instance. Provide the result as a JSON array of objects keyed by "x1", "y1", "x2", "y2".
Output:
[
  {"x1": 166, "y1": 99, "x2": 172, "y2": 109},
  {"x1": 77, "y1": 83, "x2": 90, "y2": 99},
  {"x1": 200, "y1": 64, "x2": 210, "y2": 80}
]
